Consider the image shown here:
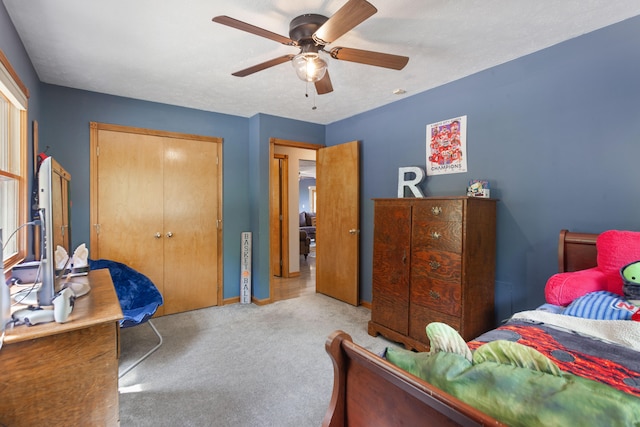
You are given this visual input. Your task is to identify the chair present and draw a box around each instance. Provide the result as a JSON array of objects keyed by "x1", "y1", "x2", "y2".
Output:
[
  {"x1": 89, "y1": 259, "x2": 164, "y2": 378},
  {"x1": 300, "y1": 230, "x2": 311, "y2": 259}
]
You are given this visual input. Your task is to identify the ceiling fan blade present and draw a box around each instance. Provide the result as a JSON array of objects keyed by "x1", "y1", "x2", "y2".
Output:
[
  {"x1": 212, "y1": 16, "x2": 297, "y2": 46},
  {"x1": 330, "y1": 47, "x2": 409, "y2": 70},
  {"x1": 232, "y1": 55, "x2": 295, "y2": 77},
  {"x1": 312, "y1": 0, "x2": 377, "y2": 45},
  {"x1": 315, "y1": 72, "x2": 334, "y2": 95}
]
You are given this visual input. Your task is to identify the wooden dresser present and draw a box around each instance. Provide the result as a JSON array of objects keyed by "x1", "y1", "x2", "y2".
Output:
[
  {"x1": 368, "y1": 197, "x2": 497, "y2": 351},
  {"x1": 0, "y1": 269, "x2": 123, "y2": 426}
]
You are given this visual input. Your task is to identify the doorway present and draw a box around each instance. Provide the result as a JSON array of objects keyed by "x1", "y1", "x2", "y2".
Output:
[
  {"x1": 269, "y1": 138, "x2": 361, "y2": 305},
  {"x1": 270, "y1": 139, "x2": 321, "y2": 302}
]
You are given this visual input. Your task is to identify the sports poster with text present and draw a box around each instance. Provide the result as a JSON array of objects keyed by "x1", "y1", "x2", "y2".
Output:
[{"x1": 426, "y1": 115, "x2": 467, "y2": 176}]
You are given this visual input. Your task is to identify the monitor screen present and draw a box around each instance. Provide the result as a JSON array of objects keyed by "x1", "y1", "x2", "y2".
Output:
[{"x1": 37, "y1": 156, "x2": 71, "y2": 306}]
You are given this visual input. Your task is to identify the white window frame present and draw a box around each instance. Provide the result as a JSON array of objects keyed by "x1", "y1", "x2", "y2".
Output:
[{"x1": 0, "y1": 49, "x2": 29, "y2": 269}]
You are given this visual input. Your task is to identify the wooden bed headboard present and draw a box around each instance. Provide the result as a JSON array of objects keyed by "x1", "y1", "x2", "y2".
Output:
[{"x1": 557, "y1": 229, "x2": 599, "y2": 273}]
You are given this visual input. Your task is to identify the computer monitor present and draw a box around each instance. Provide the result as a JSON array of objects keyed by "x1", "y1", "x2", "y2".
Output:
[{"x1": 37, "y1": 157, "x2": 71, "y2": 306}]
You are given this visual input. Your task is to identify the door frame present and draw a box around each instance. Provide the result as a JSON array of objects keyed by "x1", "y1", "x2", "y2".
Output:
[
  {"x1": 269, "y1": 138, "x2": 324, "y2": 300},
  {"x1": 270, "y1": 153, "x2": 289, "y2": 278}
]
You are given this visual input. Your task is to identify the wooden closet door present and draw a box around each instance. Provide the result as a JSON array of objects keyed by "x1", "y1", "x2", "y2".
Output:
[
  {"x1": 91, "y1": 123, "x2": 223, "y2": 317},
  {"x1": 95, "y1": 130, "x2": 165, "y2": 302},
  {"x1": 163, "y1": 138, "x2": 219, "y2": 314}
]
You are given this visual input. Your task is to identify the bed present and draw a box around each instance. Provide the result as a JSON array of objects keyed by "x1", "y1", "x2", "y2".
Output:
[{"x1": 322, "y1": 229, "x2": 640, "y2": 427}]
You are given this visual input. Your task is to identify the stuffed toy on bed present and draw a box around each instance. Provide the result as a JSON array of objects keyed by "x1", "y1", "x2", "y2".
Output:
[
  {"x1": 545, "y1": 230, "x2": 640, "y2": 306},
  {"x1": 621, "y1": 260, "x2": 640, "y2": 303}
]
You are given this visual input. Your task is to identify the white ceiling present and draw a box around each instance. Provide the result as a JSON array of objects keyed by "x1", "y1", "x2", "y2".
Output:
[
  {"x1": 4, "y1": 0, "x2": 640, "y2": 125},
  {"x1": 299, "y1": 159, "x2": 317, "y2": 179}
]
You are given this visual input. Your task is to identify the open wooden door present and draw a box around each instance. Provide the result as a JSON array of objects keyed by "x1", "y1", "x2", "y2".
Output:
[{"x1": 316, "y1": 140, "x2": 360, "y2": 305}]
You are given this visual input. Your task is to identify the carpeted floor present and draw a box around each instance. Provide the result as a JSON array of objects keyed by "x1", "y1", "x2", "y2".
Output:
[{"x1": 118, "y1": 292, "x2": 395, "y2": 426}]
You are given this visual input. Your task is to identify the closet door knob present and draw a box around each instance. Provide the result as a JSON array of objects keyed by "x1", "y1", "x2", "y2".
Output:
[
  {"x1": 166, "y1": 231, "x2": 174, "y2": 238},
  {"x1": 154, "y1": 232, "x2": 162, "y2": 239}
]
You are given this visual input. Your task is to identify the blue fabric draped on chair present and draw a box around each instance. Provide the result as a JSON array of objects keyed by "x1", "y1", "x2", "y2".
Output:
[{"x1": 89, "y1": 259, "x2": 164, "y2": 378}]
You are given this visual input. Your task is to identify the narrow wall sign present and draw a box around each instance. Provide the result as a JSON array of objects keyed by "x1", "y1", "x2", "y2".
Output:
[
  {"x1": 397, "y1": 166, "x2": 426, "y2": 198},
  {"x1": 240, "y1": 232, "x2": 252, "y2": 304},
  {"x1": 426, "y1": 115, "x2": 467, "y2": 176}
]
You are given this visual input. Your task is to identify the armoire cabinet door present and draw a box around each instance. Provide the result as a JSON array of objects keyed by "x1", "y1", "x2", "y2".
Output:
[{"x1": 371, "y1": 201, "x2": 412, "y2": 335}]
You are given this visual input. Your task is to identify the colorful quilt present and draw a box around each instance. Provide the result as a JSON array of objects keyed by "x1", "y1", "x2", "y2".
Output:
[
  {"x1": 469, "y1": 317, "x2": 640, "y2": 397},
  {"x1": 386, "y1": 320, "x2": 640, "y2": 427}
]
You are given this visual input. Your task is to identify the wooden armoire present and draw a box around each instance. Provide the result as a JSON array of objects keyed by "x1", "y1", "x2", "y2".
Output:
[
  {"x1": 89, "y1": 122, "x2": 223, "y2": 316},
  {"x1": 368, "y1": 197, "x2": 497, "y2": 351}
]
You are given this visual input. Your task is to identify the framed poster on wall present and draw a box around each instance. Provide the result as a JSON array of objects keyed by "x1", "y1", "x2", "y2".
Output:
[{"x1": 426, "y1": 115, "x2": 467, "y2": 176}]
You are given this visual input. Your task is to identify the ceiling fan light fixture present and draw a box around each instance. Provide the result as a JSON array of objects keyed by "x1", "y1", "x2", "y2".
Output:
[{"x1": 292, "y1": 52, "x2": 327, "y2": 83}]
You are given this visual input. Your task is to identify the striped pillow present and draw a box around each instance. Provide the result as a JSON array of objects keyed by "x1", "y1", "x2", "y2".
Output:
[{"x1": 563, "y1": 291, "x2": 639, "y2": 320}]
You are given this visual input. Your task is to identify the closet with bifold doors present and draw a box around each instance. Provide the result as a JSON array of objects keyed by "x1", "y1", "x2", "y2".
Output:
[{"x1": 90, "y1": 122, "x2": 223, "y2": 315}]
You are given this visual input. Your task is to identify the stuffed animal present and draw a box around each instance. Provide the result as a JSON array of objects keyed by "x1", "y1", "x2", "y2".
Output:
[
  {"x1": 621, "y1": 260, "x2": 640, "y2": 303},
  {"x1": 545, "y1": 230, "x2": 640, "y2": 306}
]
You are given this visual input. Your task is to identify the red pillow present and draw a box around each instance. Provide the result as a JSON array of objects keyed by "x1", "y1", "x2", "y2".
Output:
[
  {"x1": 596, "y1": 230, "x2": 640, "y2": 295},
  {"x1": 545, "y1": 267, "x2": 608, "y2": 306}
]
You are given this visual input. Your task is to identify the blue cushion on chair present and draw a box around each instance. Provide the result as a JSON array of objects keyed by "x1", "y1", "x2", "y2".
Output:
[{"x1": 88, "y1": 259, "x2": 163, "y2": 328}]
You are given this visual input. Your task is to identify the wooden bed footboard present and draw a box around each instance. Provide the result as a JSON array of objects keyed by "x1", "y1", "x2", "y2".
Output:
[{"x1": 322, "y1": 331, "x2": 506, "y2": 427}]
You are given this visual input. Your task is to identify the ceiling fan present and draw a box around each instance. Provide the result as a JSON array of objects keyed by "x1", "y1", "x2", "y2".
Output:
[{"x1": 212, "y1": 0, "x2": 409, "y2": 95}]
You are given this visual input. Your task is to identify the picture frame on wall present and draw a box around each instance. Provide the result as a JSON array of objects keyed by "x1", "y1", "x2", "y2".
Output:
[{"x1": 426, "y1": 115, "x2": 467, "y2": 176}]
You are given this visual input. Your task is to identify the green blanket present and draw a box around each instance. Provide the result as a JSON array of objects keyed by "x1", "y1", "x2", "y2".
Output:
[{"x1": 386, "y1": 323, "x2": 640, "y2": 427}]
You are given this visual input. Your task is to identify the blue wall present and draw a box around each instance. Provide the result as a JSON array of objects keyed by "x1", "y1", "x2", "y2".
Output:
[
  {"x1": 4, "y1": 0, "x2": 640, "y2": 318},
  {"x1": 36, "y1": 90, "x2": 324, "y2": 302},
  {"x1": 299, "y1": 178, "x2": 316, "y2": 212},
  {"x1": 326, "y1": 15, "x2": 640, "y2": 321},
  {"x1": 38, "y1": 85, "x2": 252, "y2": 300},
  {"x1": 248, "y1": 114, "x2": 324, "y2": 299}
]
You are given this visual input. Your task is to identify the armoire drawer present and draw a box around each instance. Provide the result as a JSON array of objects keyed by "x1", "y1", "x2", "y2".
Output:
[
  {"x1": 411, "y1": 277, "x2": 461, "y2": 317},
  {"x1": 412, "y1": 220, "x2": 462, "y2": 252},
  {"x1": 411, "y1": 250, "x2": 462, "y2": 282},
  {"x1": 413, "y1": 199, "x2": 463, "y2": 222}
]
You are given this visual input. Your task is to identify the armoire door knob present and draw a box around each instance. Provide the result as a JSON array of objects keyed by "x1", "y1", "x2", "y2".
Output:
[
  {"x1": 166, "y1": 231, "x2": 174, "y2": 238},
  {"x1": 154, "y1": 232, "x2": 162, "y2": 239}
]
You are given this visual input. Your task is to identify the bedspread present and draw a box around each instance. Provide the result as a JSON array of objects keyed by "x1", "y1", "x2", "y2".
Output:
[
  {"x1": 386, "y1": 321, "x2": 640, "y2": 427},
  {"x1": 469, "y1": 315, "x2": 640, "y2": 397}
]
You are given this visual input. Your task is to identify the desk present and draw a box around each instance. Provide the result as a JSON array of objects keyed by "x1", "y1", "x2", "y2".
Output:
[{"x1": 0, "y1": 268, "x2": 123, "y2": 426}]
